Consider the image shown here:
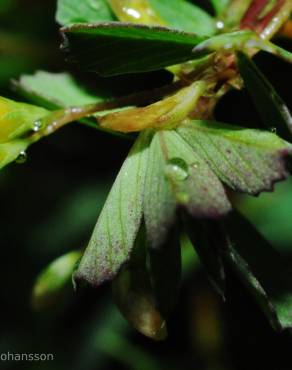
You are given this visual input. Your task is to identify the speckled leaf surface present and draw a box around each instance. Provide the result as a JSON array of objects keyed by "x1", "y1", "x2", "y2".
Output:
[
  {"x1": 177, "y1": 120, "x2": 292, "y2": 195},
  {"x1": 61, "y1": 22, "x2": 203, "y2": 76},
  {"x1": 144, "y1": 130, "x2": 231, "y2": 248},
  {"x1": 75, "y1": 132, "x2": 150, "y2": 286}
]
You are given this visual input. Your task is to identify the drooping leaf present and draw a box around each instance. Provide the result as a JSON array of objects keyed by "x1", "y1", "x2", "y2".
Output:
[
  {"x1": 210, "y1": 0, "x2": 229, "y2": 15},
  {"x1": 56, "y1": 0, "x2": 115, "y2": 26},
  {"x1": 237, "y1": 52, "x2": 292, "y2": 139},
  {"x1": 184, "y1": 217, "x2": 226, "y2": 298},
  {"x1": 75, "y1": 131, "x2": 150, "y2": 286},
  {"x1": 143, "y1": 130, "x2": 231, "y2": 248},
  {"x1": 61, "y1": 22, "x2": 204, "y2": 76},
  {"x1": 0, "y1": 96, "x2": 48, "y2": 143},
  {"x1": 14, "y1": 71, "x2": 105, "y2": 109},
  {"x1": 177, "y1": 119, "x2": 292, "y2": 195},
  {"x1": 112, "y1": 226, "x2": 167, "y2": 340},
  {"x1": 149, "y1": 0, "x2": 216, "y2": 35},
  {"x1": 224, "y1": 211, "x2": 292, "y2": 330},
  {"x1": 32, "y1": 250, "x2": 82, "y2": 310},
  {"x1": 149, "y1": 225, "x2": 181, "y2": 317}
]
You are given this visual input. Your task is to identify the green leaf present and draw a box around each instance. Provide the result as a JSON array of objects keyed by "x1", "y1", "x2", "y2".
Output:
[
  {"x1": 237, "y1": 52, "x2": 292, "y2": 139},
  {"x1": 143, "y1": 130, "x2": 231, "y2": 248},
  {"x1": 31, "y1": 250, "x2": 82, "y2": 310},
  {"x1": 149, "y1": 0, "x2": 216, "y2": 35},
  {"x1": 177, "y1": 119, "x2": 292, "y2": 195},
  {"x1": 184, "y1": 218, "x2": 225, "y2": 298},
  {"x1": 143, "y1": 131, "x2": 175, "y2": 248},
  {"x1": 210, "y1": 0, "x2": 229, "y2": 15},
  {"x1": 14, "y1": 71, "x2": 105, "y2": 109},
  {"x1": 61, "y1": 22, "x2": 204, "y2": 76},
  {"x1": 75, "y1": 131, "x2": 150, "y2": 286},
  {"x1": 224, "y1": 212, "x2": 292, "y2": 330},
  {"x1": 149, "y1": 226, "x2": 181, "y2": 317},
  {"x1": 0, "y1": 139, "x2": 29, "y2": 170},
  {"x1": 56, "y1": 0, "x2": 114, "y2": 26},
  {"x1": 112, "y1": 226, "x2": 167, "y2": 340},
  {"x1": 0, "y1": 96, "x2": 48, "y2": 143}
]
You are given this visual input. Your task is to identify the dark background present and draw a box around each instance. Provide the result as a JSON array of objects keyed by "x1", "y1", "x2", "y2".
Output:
[{"x1": 0, "y1": 1, "x2": 292, "y2": 369}]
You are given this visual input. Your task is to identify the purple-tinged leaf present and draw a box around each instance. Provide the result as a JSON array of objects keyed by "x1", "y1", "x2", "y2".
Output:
[{"x1": 177, "y1": 119, "x2": 292, "y2": 195}]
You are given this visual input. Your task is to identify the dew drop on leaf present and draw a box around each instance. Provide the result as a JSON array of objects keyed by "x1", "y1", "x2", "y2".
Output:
[
  {"x1": 15, "y1": 150, "x2": 27, "y2": 164},
  {"x1": 33, "y1": 120, "x2": 43, "y2": 132},
  {"x1": 165, "y1": 157, "x2": 189, "y2": 182},
  {"x1": 216, "y1": 20, "x2": 225, "y2": 31}
]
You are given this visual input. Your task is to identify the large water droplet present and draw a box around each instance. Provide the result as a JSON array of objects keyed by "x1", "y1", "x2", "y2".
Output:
[
  {"x1": 216, "y1": 20, "x2": 225, "y2": 31},
  {"x1": 16, "y1": 151, "x2": 27, "y2": 164},
  {"x1": 165, "y1": 158, "x2": 189, "y2": 182}
]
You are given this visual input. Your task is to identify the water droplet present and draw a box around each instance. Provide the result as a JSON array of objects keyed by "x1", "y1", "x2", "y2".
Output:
[
  {"x1": 223, "y1": 43, "x2": 233, "y2": 50},
  {"x1": 191, "y1": 162, "x2": 199, "y2": 169},
  {"x1": 123, "y1": 6, "x2": 141, "y2": 19},
  {"x1": 270, "y1": 127, "x2": 277, "y2": 134},
  {"x1": 165, "y1": 158, "x2": 189, "y2": 182},
  {"x1": 16, "y1": 151, "x2": 27, "y2": 164},
  {"x1": 89, "y1": 0, "x2": 101, "y2": 10},
  {"x1": 33, "y1": 119, "x2": 43, "y2": 132},
  {"x1": 216, "y1": 20, "x2": 225, "y2": 31},
  {"x1": 176, "y1": 191, "x2": 189, "y2": 204}
]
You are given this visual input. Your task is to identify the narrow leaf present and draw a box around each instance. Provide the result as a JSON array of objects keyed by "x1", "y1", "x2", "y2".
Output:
[
  {"x1": 56, "y1": 0, "x2": 114, "y2": 26},
  {"x1": 224, "y1": 212, "x2": 292, "y2": 330},
  {"x1": 61, "y1": 22, "x2": 204, "y2": 76},
  {"x1": 75, "y1": 131, "x2": 150, "y2": 286},
  {"x1": 177, "y1": 119, "x2": 292, "y2": 195},
  {"x1": 149, "y1": 226, "x2": 181, "y2": 318},
  {"x1": 237, "y1": 52, "x2": 292, "y2": 139},
  {"x1": 184, "y1": 218, "x2": 226, "y2": 298},
  {"x1": 99, "y1": 81, "x2": 206, "y2": 132}
]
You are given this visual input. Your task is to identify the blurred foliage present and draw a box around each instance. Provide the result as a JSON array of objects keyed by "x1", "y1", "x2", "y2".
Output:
[{"x1": 0, "y1": 1, "x2": 292, "y2": 370}]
